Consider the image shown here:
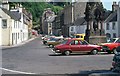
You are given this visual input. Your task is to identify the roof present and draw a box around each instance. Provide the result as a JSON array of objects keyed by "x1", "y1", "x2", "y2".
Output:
[
  {"x1": 1, "y1": 7, "x2": 21, "y2": 21},
  {"x1": 105, "y1": 11, "x2": 117, "y2": 22},
  {"x1": 74, "y1": 17, "x2": 87, "y2": 25},
  {"x1": 11, "y1": 11, "x2": 21, "y2": 21}
]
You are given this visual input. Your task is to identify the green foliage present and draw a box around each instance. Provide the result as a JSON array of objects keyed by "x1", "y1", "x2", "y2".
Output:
[{"x1": 9, "y1": 2, "x2": 63, "y2": 25}]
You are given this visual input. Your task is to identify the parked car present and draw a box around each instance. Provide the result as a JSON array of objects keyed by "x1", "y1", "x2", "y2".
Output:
[
  {"x1": 42, "y1": 36, "x2": 55, "y2": 45},
  {"x1": 53, "y1": 38, "x2": 102, "y2": 55},
  {"x1": 47, "y1": 38, "x2": 64, "y2": 48},
  {"x1": 111, "y1": 46, "x2": 120, "y2": 73},
  {"x1": 101, "y1": 38, "x2": 120, "y2": 54}
]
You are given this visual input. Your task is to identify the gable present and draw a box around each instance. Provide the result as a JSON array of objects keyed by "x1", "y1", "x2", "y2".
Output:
[
  {"x1": 0, "y1": 8, "x2": 11, "y2": 19},
  {"x1": 105, "y1": 11, "x2": 117, "y2": 22}
]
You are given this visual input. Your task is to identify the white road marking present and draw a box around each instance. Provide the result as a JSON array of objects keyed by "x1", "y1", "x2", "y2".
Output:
[{"x1": 0, "y1": 68, "x2": 36, "y2": 74}]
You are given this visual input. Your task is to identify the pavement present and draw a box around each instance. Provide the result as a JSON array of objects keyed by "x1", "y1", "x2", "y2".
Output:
[{"x1": 1, "y1": 37, "x2": 37, "y2": 50}]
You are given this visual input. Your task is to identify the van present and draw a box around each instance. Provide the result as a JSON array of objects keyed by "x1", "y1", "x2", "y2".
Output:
[{"x1": 74, "y1": 34, "x2": 85, "y2": 40}]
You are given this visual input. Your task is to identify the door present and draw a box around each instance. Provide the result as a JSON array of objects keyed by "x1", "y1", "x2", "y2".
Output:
[
  {"x1": 79, "y1": 40, "x2": 89, "y2": 52},
  {"x1": 70, "y1": 40, "x2": 80, "y2": 52}
]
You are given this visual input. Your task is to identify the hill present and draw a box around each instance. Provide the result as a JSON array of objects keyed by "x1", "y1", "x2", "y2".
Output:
[{"x1": 10, "y1": 2, "x2": 64, "y2": 26}]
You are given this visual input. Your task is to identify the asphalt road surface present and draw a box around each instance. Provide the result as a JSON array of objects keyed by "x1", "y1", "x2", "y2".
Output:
[{"x1": 2, "y1": 37, "x2": 114, "y2": 75}]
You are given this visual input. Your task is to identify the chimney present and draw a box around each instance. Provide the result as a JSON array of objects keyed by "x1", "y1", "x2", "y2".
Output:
[
  {"x1": 112, "y1": 1, "x2": 118, "y2": 12},
  {"x1": 1, "y1": 0, "x2": 9, "y2": 10},
  {"x1": 119, "y1": 1, "x2": 120, "y2": 7}
]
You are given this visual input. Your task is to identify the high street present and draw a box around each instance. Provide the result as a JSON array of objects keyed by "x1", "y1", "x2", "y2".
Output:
[{"x1": 2, "y1": 37, "x2": 115, "y2": 75}]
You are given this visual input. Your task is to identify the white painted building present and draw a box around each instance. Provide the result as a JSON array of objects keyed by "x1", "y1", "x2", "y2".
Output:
[
  {"x1": 0, "y1": 16, "x2": 2, "y2": 45},
  {"x1": 0, "y1": 2, "x2": 29, "y2": 46},
  {"x1": 118, "y1": 1, "x2": 120, "y2": 37},
  {"x1": 69, "y1": 17, "x2": 86, "y2": 37},
  {"x1": 104, "y1": 2, "x2": 120, "y2": 38}
]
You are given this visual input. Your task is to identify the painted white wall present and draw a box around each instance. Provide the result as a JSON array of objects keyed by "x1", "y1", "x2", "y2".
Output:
[
  {"x1": 0, "y1": 8, "x2": 11, "y2": 45},
  {"x1": 104, "y1": 22, "x2": 118, "y2": 38},
  {"x1": 69, "y1": 25, "x2": 86, "y2": 36},
  {"x1": 118, "y1": 3, "x2": 120, "y2": 37},
  {"x1": 0, "y1": 18, "x2": 2, "y2": 45},
  {"x1": 10, "y1": 20, "x2": 22, "y2": 45}
]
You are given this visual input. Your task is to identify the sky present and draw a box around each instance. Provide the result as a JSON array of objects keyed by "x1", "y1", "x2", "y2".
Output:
[{"x1": 101, "y1": 0, "x2": 120, "y2": 10}]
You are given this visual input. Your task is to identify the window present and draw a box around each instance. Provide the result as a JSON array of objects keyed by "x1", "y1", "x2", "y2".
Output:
[
  {"x1": 71, "y1": 27, "x2": 74, "y2": 31},
  {"x1": 14, "y1": 21, "x2": 15, "y2": 28},
  {"x1": 112, "y1": 22, "x2": 116, "y2": 30},
  {"x1": 49, "y1": 25, "x2": 51, "y2": 28},
  {"x1": 2, "y1": 19, "x2": 7, "y2": 28},
  {"x1": 70, "y1": 40, "x2": 79, "y2": 45},
  {"x1": 18, "y1": 33, "x2": 19, "y2": 39},
  {"x1": 106, "y1": 23, "x2": 109, "y2": 30},
  {"x1": 15, "y1": 21, "x2": 17, "y2": 28},
  {"x1": 75, "y1": 40, "x2": 79, "y2": 45},
  {"x1": 113, "y1": 33, "x2": 116, "y2": 38},
  {"x1": 76, "y1": 35, "x2": 80, "y2": 38},
  {"x1": 80, "y1": 40, "x2": 89, "y2": 45}
]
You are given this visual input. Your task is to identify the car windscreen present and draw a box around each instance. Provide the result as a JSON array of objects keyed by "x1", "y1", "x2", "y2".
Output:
[{"x1": 107, "y1": 38, "x2": 116, "y2": 43}]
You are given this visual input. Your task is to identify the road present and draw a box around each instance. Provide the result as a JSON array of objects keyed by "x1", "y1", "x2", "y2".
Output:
[{"x1": 2, "y1": 37, "x2": 114, "y2": 75}]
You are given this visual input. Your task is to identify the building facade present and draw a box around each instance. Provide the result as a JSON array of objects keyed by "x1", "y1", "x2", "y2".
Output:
[
  {"x1": 69, "y1": 17, "x2": 87, "y2": 37},
  {"x1": 0, "y1": 1, "x2": 32, "y2": 46},
  {"x1": 42, "y1": 8, "x2": 56, "y2": 35},
  {"x1": 63, "y1": 2, "x2": 86, "y2": 37},
  {"x1": 52, "y1": 11, "x2": 64, "y2": 36},
  {"x1": 104, "y1": 2, "x2": 120, "y2": 38}
]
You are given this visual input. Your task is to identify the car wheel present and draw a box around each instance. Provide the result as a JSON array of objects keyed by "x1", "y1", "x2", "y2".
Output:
[
  {"x1": 64, "y1": 51, "x2": 71, "y2": 56},
  {"x1": 91, "y1": 49, "x2": 98, "y2": 55},
  {"x1": 49, "y1": 44, "x2": 54, "y2": 48},
  {"x1": 113, "y1": 48, "x2": 117, "y2": 54}
]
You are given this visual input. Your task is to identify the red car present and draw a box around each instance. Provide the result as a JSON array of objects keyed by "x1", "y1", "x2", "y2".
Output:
[
  {"x1": 101, "y1": 38, "x2": 120, "y2": 54},
  {"x1": 53, "y1": 38, "x2": 102, "y2": 55}
]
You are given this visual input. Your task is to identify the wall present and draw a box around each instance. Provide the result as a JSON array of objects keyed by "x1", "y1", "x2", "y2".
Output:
[
  {"x1": 0, "y1": 8, "x2": 11, "y2": 46},
  {"x1": 64, "y1": 5, "x2": 72, "y2": 25},
  {"x1": 69, "y1": 25, "x2": 86, "y2": 37},
  {"x1": 74, "y1": 2, "x2": 86, "y2": 20},
  {"x1": 118, "y1": 2, "x2": 120, "y2": 37},
  {"x1": 0, "y1": 18, "x2": 2, "y2": 45},
  {"x1": 104, "y1": 22, "x2": 118, "y2": 38}
]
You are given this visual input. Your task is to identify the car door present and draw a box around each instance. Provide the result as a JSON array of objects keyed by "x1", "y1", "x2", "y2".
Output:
[
  {"x1": 70, "y1": 40, "x2": 80, "y2": 52},
  {"x1": 79, "y1": 40, "x2": 89, "y2": 52}
]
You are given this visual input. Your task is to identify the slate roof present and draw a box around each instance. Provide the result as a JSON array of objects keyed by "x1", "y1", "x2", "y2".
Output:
[
  {"x1": 11, "y1": 11, "x2": 21, "y2": 21},
  {"x1": 105, "y1": 11, "x2": 117, "y2": 22},
  {"x1": 1, "y1": 7, "x2": 21, "y2": 21},
  {"x1": 74, "y1": 17, "x2": 87, "y2": 26}
]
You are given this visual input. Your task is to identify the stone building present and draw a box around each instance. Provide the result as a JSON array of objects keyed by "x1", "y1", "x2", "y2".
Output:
[
  {"x1": 63, "y1": 2, "x2": 86, "y2": 37},
  {"x1": 52, "y1": 10, "x2": 64, "y2": 36},
  {"x1": 42, "y1": 8, "x2": 56, "y2": 35}
]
